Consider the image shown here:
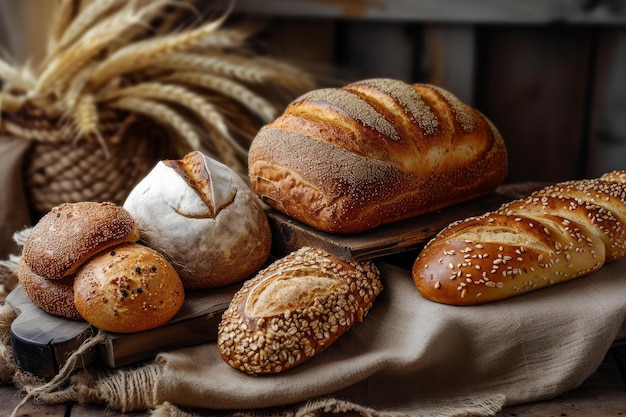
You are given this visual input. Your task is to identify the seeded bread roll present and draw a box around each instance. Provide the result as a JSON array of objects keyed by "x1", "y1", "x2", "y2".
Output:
[
  {"x1": 74, "y1": 243, "x2": 184, "y2": 333},
  {"x1": 22, "y1": 202, "x2": 140, "y2": 280},
  {"x1": 248, "y1": 78, "x2": 507, "y2": 234},
  {"x1": 413, "y1": 171, "x2": 626, "y2": 305},
  {"x1": 17, "y1": 258, "x2": 82, "y2": 320},
  {"x1": 124, "y1": 151, "x2": 272, "y2": 289},
  {"x1": 217, "y1": 247, "x2": 382, "y2": 374}
]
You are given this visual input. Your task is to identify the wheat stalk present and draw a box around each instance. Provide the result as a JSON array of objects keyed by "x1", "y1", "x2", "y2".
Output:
[
  {"x1": 108, "y1": 96, "x2": 200, "y2": 151},
  {"x1": 53, "y1": 0, "x2": 127, "y2": 54},
  {"x1": 0, "y1": 93, "x2": 26, "y2": 113},
  {"x1": 192, "y1": 24, "x2": 258, "y2": 50},
  {"x1": 98, "y1": 82, "x2": 249, "y2": 157},
  {"x1": 0, "y1": 59, "x2": 35, "y2": 91},
  {"x1": 47, "y1": 0, "x2": 78, "y2": 53},
  {"x1": 160, "y1": 71, "x2": 278, "y2": 122},
  {"x1": 88, "y1": 6, "x2": 231, "y2": 89},
  {"x1": 1, "y1": 0, "x2": 315, "y2": 175},
  {"x1": 35, "y1": 2, "x2": 156, "y2": 95},
  {"x1": 150, "y1": 51, "x2": 312, "y2": 94},
  {"x1": 74, "y1": 94, "x2": 111, "y2": 158}
]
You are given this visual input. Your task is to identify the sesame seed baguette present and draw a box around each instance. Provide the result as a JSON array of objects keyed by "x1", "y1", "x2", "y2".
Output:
[
  {"x1": 413, "y1": 171, "x2": 626, "y2": 305},
  {"x1": 248, "y1": 78, "x2": 507, "y2": 234},
  {"x1": 217, "y1": 247, "x2": 382, "y2": 375}
]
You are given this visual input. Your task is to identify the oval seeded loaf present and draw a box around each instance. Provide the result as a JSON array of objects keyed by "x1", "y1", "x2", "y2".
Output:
[{"x1": 217, "y1": 247, "x2": 382, "y2": 374}]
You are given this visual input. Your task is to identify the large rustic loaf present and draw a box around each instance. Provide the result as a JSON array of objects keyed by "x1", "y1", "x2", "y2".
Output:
[
  {"x1": 248, "y1": 78, "x2": 508, "y2": 233},
  {"x1": 217, "y1": 247, "x2": 382, "y2": 374},
  {"x1": 413, "y1": 170, "x2": 626, "y2": 305}
]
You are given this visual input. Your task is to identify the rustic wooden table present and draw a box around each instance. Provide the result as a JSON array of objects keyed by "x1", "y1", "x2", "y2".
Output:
[{"x1": 1, "y1": 343, "x2": 624, "y2": 417}]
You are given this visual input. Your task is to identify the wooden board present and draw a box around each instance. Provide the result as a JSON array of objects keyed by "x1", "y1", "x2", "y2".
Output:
[
  {"x1": 266, "y1": 184, "x2": 546, "y2": 261},
  {"x1": 7, "y1": 284, "x2": 238, "y2": 377}
]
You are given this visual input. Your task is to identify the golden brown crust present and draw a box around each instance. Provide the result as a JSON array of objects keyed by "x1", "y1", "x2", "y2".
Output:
[
  {"x1": 17, "y1": 258, "x2": 82, "y2": 320},
  {"x1": 73, "y1": 243, "x2": 184, "y2": 333},
  {"x1": 413, "y1": 172, "x2": 626, "y2": 305},
  {"x1": 22, "y1": 202, "x2": 140, "y2": 280},
  {"x1": 217, "y1": 247, "x2": 382, "y2": 374},
  {"x1": 124, "y1": 151, "x2": 272, "y2": 289},
  {"x1": 248, "y1": 79, "x2": 508, "y2": 233}
]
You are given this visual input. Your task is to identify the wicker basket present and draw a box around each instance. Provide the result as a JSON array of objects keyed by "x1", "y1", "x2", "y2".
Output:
[{"x1": 2, "y1": 105, "x2": 172, "y2": 218}]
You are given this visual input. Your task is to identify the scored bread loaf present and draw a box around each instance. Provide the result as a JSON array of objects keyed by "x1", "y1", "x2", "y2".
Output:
[
  {"x1": 248, "y1": 78, "x2": 507, "y2": 234},
  {"x1": 217, "y1": 247, "x2": 382, "y2": 374},
  {"x1": 412, "y1": 170, "x2": 626, "y2": 305}
]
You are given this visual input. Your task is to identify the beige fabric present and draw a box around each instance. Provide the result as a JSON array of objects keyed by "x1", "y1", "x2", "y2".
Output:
[
  {"x1": 0, "y1": 135, "x2": 31, "y2": 260},
  {"x1": 149, "y1": 260, "x2": 626, "y2": 415}
]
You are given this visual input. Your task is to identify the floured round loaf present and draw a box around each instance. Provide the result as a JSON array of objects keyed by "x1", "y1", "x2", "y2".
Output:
[
  {"x1": 217, "y1": 247, "x2": 382, "y2": 374},
  {"x1": 22, "y1": 202, "x2": 140, "y2": 280},
  {"x1": 124, "y1": 151, "x2": 272, "y2": 289},
  {"x1": 74, "y1": 243, "x2": 184, "y2": 333},
  {"x1": 248, "y1": 78, "x2": 508, "y2": 233}
]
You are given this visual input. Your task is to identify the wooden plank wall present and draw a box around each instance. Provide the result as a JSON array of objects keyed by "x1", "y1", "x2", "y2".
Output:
[{"x1": 227, "y1": 2, "x2": 626, "y2": 184}]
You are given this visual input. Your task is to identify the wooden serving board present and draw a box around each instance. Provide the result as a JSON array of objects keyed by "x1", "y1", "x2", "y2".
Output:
[
  {"x1": 266, "y1": 183, "x2": 547, "y2": 261},
  {"x1": 7, "y1": 284, "x2": 238, "y2": 377}
]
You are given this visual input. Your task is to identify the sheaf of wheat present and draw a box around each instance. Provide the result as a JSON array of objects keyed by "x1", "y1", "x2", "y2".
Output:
[{"x1": 0, "y1": 0, "x2": 315, "y2": 174}]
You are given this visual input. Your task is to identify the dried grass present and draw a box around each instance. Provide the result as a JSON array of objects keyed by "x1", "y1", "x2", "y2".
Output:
[{"x1": 0, "y1": 0, "x2": 316, "y2": 173}]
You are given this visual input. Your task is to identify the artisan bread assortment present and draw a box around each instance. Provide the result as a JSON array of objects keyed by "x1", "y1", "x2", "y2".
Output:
[
  {"x1": 217, "y1": 247, "x2": 382, "y2": 374},
  {"x1": 18, "y1": 202, "x2": 141, "y2": 319},
  {"x1": 412, "y1": 171, "x2": 626, "y2": 305},
  {"x1": 124, "y1": 151, "x2": 272, "y2": 289},
  {"x1": 248, "y1": 78, "x2": 508, "y2": 233},
  {"x1": 74, "y1": 243, "x2": 185, "y2": 333}
]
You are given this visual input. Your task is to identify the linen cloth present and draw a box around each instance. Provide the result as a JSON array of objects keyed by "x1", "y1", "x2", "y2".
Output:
[
  {"x1": 149, "y1": 259, "x2": 626, "y2": 415},
  {"x1": 0, "y1": 136, "x2": 31, "y2": 260}
]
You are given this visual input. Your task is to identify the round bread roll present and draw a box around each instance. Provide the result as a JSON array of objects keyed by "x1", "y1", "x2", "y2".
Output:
[
  {"x1": 74, "y1": 243, "x2": 184, "y2": 333},
  {"x1": 123, "y1": 151, "x2": 272, "y2": 289},
  {"x1": 22, "y1": 202, "x2": 140, "y2": 280},
  {"x1": 17, "y1": 258, "x2": 82, "y2": 320}
]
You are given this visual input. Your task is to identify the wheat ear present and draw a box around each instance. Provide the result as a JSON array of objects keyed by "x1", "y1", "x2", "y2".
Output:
[
  {"x1": 74, "y1": 94, "x2": 111, "y2": 158},
  {"x1": 35, "y1": 3, "x2": 153, "y2": 95},
  {"x1": 108, "y1": 96, "x2": 201, "y2": 151},
  {"x1": 47, "y1": 0, "x2": 79, "y2": 53},
  {"x1": 153, "y1": 51, "x2": 314, "y2": 94},
  {"x1": 88, "y1": 6, "x2": 231, "y2": 89},
  {"x1": 0, "y1": 59, "x2": 35, "y2": 90},
  {"x1": 0, "y1": 93, "x2": 27, "y2": 113},
  {"x1": 53, "y1": 0, "x2": 126, "y2": 54},
  {"x1": 97, "y1": 82, "x2": 248, "y2": 156},
  {"x1": 161, "y1": 71, "x2": 278, "y2": 122},
  {"x1": 193, "y1": 24, "x2": 258, "y2": 49}
]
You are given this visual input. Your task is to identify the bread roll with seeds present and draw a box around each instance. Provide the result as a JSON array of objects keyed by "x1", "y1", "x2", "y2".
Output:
[
  {"x1": 248, "y1": 78, "x2": 507, "y2": 234},
  {"x1": 22, "y1": 202, "x2": 140, "y2": 280},
  {"x1": 413, "y1": 171, "x2": 626, "y2": 305},
  {"x1": 217, "y1": 247, "x2": 382, "y2": 374},
  {"x1": 74, "y1": 243, "x2": 184, "y2": 333},
  {"x1": 17, "y1": 258, "x2": 82, "y2": 320}
]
